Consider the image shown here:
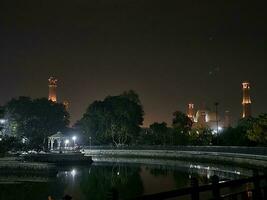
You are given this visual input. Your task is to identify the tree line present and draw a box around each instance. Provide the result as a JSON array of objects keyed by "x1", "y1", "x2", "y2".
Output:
[
  {"x1": 0, "y1": 97, "x2": 69, "y2": 153},
  {"x1": 77, "y1": 90, "x2": 267, "y2": 147},
  {"x1": 0, "y1": 91, "x2": 266, "y2": 155}
]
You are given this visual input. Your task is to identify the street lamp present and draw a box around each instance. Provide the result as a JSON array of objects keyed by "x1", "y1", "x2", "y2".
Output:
[
  {"x1": 0, "y1": 119, "x2": 6, "y2": 124},
  {"x1": 65, "y1": 139, "x2": 70, "y2": 149},
  {"x1": 72, "y1": 136, "x2": 77, "y2": 148},
  {"x1": 214, "y1": 102, "x2": 219, "y2": 145},
  {"x1": 214, "y1": 102, "x2": 219, "y2": 132},
  {"x1": 89, "y1": 137, "x2": 92, "y2": 150},
  {"x1": 71, "y1": 169, "x2": 77, "y2": 178}
]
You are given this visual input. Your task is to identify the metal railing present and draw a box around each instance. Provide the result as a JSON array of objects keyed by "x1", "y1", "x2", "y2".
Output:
[{"x1": 108, "y1": 173, "x2": 267, "y2": 200}]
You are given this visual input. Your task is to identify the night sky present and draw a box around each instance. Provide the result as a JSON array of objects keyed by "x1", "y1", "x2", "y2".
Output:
[{"x1": 1, "y1": 0, "x2": 266, "y2": 126}]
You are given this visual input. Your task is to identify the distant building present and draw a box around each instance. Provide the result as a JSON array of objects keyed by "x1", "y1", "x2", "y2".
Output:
[
  {"x1": 242, "y1": 81, "x2": 252, "y2": 118},
  {"x1": 48, "y1": 76, "x2": 58, "y2": 102},
  {"x1": 186, "y1": 81, "x2": 253, "y2": 131},
  {"x1": 186, "y1": 103, "x2": 230, "y2": 133},
  {"x1": 63, "y1": 100, "x2": 70, "y2": 110},
  {"x1": 48, "y1": 77, "x2": 70, "y2": 113},
  {"x1": 187, "y1": 103, "x2": 195, "y2": 121}
]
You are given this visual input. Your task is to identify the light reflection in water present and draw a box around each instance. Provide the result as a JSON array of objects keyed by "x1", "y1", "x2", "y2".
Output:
[{"x1": 0, "y1": 160, "x2": 255, "y2": 200}]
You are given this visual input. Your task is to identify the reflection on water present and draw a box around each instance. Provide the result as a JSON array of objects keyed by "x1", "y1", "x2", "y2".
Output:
[{"x1": 0, "y1": 159, "x2": 255, "y2": 200}]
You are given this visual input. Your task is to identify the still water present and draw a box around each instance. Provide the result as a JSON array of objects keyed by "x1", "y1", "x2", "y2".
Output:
[{"x1": 0, "y1": 158, "x2": 253, "y2": 200}]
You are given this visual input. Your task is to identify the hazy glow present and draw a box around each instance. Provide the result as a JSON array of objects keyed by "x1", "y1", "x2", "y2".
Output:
[
  {"x1": 0, "y1": 119, "x2": 7, "y2": 124},
  {"x1": 71, "y1": 169, "x2": 77, "y2": 177}
]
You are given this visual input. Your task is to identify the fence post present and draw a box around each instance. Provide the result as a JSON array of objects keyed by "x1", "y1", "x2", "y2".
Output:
[
  {"x1": 263, "y1": 171, "x2": 267, "y2": 200},
  {"x1": 107, "y1": 188, "x2": 119, "y2": 200},
  {"x1": 252, "y1": 170, "x2": 262, "y2": 200},
  {"x1": 211, "y1": 175, "x2": 220, "y2": 200},
  {"x1": 112, "y1": 188, "x2": 119, "y2": 200},
  {"x1": 191, "y1": 177, "x2": 199, "y2": 200}
]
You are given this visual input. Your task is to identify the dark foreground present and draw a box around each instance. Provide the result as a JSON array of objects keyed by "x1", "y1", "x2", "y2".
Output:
[{"x1": 0, "y1": 158, "x2": 263, "y2": 200}]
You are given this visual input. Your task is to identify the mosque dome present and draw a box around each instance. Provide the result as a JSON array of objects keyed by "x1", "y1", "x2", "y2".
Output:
[
  {"x1": 206, "y1": 112, "x2": 218, "y2": 122},
  {"x1": 195, "y1": 110, "x2": 209, "y2": 123}
]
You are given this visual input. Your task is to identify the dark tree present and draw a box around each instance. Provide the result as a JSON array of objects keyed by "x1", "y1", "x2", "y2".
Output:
[
  {"x1": 189, "y1": 127, "x2": 213, "y2": 145},
  {"x1": 121, "y1": 90, "x2": 142, "y2": 105},
  {"x1": 80, "y1": 90, "x2": 144, "y2": 146},
  {"x1": 0, "y1": 106, "x2": 4, "y2": 117},
  {"x1": 0, "y1": 136, "x2": 22, "y2": 156},
  {"x1": 79, "y1": 100, "x2": 113, "y2": 145},
  {"x1": 172, "y1": 111, "x2": 193, "y2": 145},
  {"x1": 219, "y1": 117, "x2": 255, "y2": 146},
  {"x1": 172, "y1": 111, "x2": 193, "y2": 132},
  {"x1": 247, "y1": 114, "x2": 267, "y2": 146},
  {"x1": 149, "y1": 122, "x2": 169, "y2": 145},
  {"x1": 3, "y1": 97, "x2": 69, "y2": 150}
]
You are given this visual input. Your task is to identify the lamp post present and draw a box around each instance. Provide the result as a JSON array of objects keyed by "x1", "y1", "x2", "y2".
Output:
[
  {"x1": 72, "y1": 136, "x2": 77, "y2": 149},
  {"x1": 89, "y1": 137, "x2": 92, "y2": 150},
  {"x1": 214, "y1": 102, "x2": 219, "y2": 134},
  {"x1": 214, "y1": 102, "x2": 219, "y2": 145},
  {"x1": 65, "y1": 139, "x2": 70, "y2": 150}
]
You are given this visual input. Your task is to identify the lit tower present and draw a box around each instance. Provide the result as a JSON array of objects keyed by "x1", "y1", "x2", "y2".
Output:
[
  {"x1": 63, "y1": 100, "x2": 70, "y2": 110},
  {"x1": 48, "y1": 76, "x2": 58, "y2": 102},
  {"x1": 242, "y1": 81, "x2": 252, "y2": 118},
  {"x1": 187, "y1": 103, "x2": 195, "y2": 121}
]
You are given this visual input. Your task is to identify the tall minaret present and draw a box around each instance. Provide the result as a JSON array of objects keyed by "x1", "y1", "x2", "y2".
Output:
[
  {"x1": 48, "y1": 76, "x2": 58, "y2": 102},
  {"x1": 242, "y1": 81, "x2": 252, "y2": 118},
  {"x1": 187, "y1": 103, "x2": 195, "y2": 121},
  {"x1": 63, "y1": 100, "x2": 70, "y2": 110}
]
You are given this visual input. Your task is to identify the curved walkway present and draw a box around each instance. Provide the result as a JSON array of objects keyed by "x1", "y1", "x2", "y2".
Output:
[{"x1": 84, "y1": 149, "x2": 267, "y2": 168}]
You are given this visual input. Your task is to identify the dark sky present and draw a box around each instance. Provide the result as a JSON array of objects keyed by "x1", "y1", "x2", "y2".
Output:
[{"x1": 0, "y1": 0, "x2": 266, "y2": 126}]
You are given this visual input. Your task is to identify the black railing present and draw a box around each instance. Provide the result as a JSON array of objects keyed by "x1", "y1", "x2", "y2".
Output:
[{"x1": 108, "y1": 173, "x2": 267, "y2": 200}]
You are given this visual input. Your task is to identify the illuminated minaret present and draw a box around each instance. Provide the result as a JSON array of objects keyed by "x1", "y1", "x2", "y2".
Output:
[
  {"x1": 187, "y1": 103, "x2": 195, "y2": 121},
  {"x1": 242, "y1": 81, "x2": 252, "y2": 118},
  {"x1": 63, "y1": 100, "x2": 70, "y2": 110},
  {"x1": 48, "y1": 76, "x2": 58, "y2": 102}
]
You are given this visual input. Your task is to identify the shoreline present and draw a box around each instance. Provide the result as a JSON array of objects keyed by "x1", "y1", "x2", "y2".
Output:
[{"x1": 85, "y1": 149, "x2": 267, "y2": 169}]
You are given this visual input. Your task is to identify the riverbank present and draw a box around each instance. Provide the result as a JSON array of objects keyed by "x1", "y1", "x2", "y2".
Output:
[
  {"x1": 0, "y1": 157, "x2": 57, "y2": 181},
  {"x1": 84, "y1": 149, "x2": 267, "y2": 169},
  {"x1": 22, "y1": 152, "x2": 93, "y2": 165}
]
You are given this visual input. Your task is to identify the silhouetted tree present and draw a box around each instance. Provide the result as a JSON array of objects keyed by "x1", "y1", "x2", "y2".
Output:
[
  {"x1": 149, "y1": 122, "x2": 169, "y2": 145},
  {"x1": 189, "y1": 127, "x2": 213, "y2": 145},
  {"x1": 172, "y1": 111, "x2": 193, "y2": 145},
  {"x1": 80, "y1": 90, "x2": 144, "y2": 146},
  {"x1": 172, "y1": 111, "x2": 193, "y2": 132},
  {"x1": 219, "y1": 117, "x2": 255, "y2": 146},
  {"x1": 3, "y1": 97, "x2": 69, "y2": 150},
  {"x1": 247, "y1": 114, "x2": 267, "y2": 146}
]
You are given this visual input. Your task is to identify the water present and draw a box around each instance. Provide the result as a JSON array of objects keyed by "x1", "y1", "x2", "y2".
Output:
[{"x1": 0, "y1": 158, "x2": 254, "y2": 200}]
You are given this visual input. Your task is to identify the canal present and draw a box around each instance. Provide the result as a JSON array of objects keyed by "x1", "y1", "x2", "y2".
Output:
[{"x1": 0, "y1": 158, "x2": 256, "y2": 200}]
